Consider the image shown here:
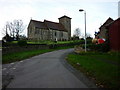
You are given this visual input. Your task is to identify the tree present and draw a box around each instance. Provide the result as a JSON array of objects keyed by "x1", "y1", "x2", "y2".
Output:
[
  {"x1": 2, "y1": 22, "x2": 14, "y2": 42},
  {"x1": 19, "y1": 34, "x2": 27, "y2": 40},
  {"x1": 86, "y1": 33, "x2": 92, "y2": 38},
  {"x1": 2, "y1": 20, "x2": 25, "y2": 41},
  {"x1": 73, "y1": 28, "x2": 81, "y2": 37},
  {"x1": 81, "y1": 33, "x2": 92, "y2": 39},
  {"x1": 13, "y1": 20, "x2": 25, "y2": 40}
]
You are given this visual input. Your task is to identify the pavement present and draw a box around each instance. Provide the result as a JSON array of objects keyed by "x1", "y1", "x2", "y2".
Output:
[{"x1": 2, "y1": 48, "x2": 97, "y2": 88}]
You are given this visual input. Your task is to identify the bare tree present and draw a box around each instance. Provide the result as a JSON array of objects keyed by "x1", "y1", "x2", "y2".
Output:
[
  {"x1": 2, "y1": 22, "x2": 9, "y2": 36},
  {"x1": 13, "y1": 20, "x2": 25, "y2": 40},
  {"x1": 86, "y1": 33, "x2": 92, "y2": 38},
  {"x1": 73, "y1": 28, "x2": 81, "y2": 37},
  {"x1": 81, "y1": 34, "x2": 85, "y2": 39},
  {"x1": 81, "y1": 33, "x2": 92, "y2": 39},
  {"x1": 2, "y1": 20, "x2": 25, "y2": 40},
  {"x1": 7, "y1": 22, "x2": 15, "y2": 38}
]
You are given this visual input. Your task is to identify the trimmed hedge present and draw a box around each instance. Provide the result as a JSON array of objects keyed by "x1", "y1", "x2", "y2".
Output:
[
  {"x1": 89, "y1": 43, "x2": 109, "y2": 52},
  {"x1": 18, "y1": 40, "x2": 27, "y2": 46},
  {"x1": 80, "y1": 42, "x2": 110, "y2": 52}
]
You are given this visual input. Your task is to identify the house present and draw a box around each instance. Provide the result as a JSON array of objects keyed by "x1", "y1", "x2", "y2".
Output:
[
  {"x1": 107, "y1": 18, "x2": 120, "y2": 51},
  {"x1": 95, "y1": 17, "x2": 120, "y2": 51},
  {"x1": 95, "y1": 17, "x2": 114, "y2": 40},
  {"x1": 27, "y1": 15, "x2": 71, "y2": 41}
]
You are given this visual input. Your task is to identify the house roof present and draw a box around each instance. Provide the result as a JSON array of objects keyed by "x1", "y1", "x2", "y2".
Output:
[
  {"x1": 99, "y1": 17, "x2": 114, "y2": 29},
  {"x1": 29, "y1": 19, "x2": 67, "y2": 32},
  {"x1": 106, "y1": 17, "x2": 120, "y2": 28}
]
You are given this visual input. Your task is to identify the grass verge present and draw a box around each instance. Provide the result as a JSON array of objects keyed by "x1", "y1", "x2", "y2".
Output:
[
  {"x1": 11, "y1": 40, "x2": 84, "y2": 45},
  {"x1": 2, "y1": 46, "x2": 74, "y2": 64},
  {"x1": 2, "y1": 49, "x2": 53, "y2": 64},
  {"x1": 66, "y1": 52, "x2": 120, "y2": 88}
]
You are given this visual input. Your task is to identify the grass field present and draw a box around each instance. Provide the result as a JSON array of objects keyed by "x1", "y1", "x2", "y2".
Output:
[
  {"x1": 66, "y1": 52, "x2": 120, "y2": 88},
  {"x1": 2, "y1": 46, "x2": 74, "y2": 64}
]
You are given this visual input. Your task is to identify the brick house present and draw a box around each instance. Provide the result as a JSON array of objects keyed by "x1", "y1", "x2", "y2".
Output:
[
  {"x1": 95, "y1": 17, "x2": 114, "y2": 40},
  {"x1": 95, "y1": 17, "x2": 120, "y2": 51},
  {"x1": 107, "y1": 18, "x2": 120, "y2": 51},
  {"x1": 27, "y1": 15, "x2": 71, "y2": 41}
]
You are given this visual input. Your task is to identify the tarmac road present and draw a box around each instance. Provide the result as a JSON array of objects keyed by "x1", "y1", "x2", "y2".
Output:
[{"x1": 2, "y1": 49, "x2": 97, "y2": 88}]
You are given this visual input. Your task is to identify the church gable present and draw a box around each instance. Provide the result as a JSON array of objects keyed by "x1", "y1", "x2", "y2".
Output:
[{"x1": 30, "y1": 20, "x2": 48, "y2": 29}]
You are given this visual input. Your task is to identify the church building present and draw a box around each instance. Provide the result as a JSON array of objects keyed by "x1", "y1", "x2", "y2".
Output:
[{"x1": 27, "y1": 15, "x2": 71, "y2": 41}]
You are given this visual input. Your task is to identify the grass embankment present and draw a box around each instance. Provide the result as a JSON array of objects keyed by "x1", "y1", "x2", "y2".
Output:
[
  {"x1": 3, "y1": 46, "x2": 74, "y2": 64},
  {"x1": 66, "y1": 52, "x2": 120, "y2": 88},
  {"x1": 12, "y1": 40, "x2": 84, "y2": 45}
]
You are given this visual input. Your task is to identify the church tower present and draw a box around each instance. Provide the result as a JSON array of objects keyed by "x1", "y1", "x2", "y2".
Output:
[{"x1": 59, "y1": 15, "x2": 71, "y2": 40}]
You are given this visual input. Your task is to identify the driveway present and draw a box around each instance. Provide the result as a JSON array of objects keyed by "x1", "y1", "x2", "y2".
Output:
[{"x1": 2, "y1": 49, "x2": 97, "y2": 88}]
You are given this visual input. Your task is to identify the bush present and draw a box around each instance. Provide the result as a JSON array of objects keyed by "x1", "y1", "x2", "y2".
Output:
[
  {"x1": 86, "y1": 39, "x2": 92, "y2": 44},
  {"x1": 18, "y1": 40, "x2": 27, "y2": 46},
  {"x1": 49, "y1": 44, "x2": 57, "y2": 49},
  {"x1": 88, "y1": 42, "x2": 110, "y2": 52},
  {"x1": 79, "y1": 41, "x2": 110, "y2": 52}
]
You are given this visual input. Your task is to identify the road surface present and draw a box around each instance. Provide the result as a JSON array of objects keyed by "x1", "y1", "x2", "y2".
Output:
[{"x1": 2, "y1": 49, "x2": 97, "y2": 88}]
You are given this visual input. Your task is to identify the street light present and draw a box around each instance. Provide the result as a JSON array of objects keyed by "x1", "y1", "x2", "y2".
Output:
[{"x1": 79, "y1": 9, "x2": 87, "y2": 52}]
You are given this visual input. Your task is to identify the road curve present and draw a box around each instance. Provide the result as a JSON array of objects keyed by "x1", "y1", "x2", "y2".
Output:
[{"x1": 3, "y1": 49, "x2": 97, "y2": 88}]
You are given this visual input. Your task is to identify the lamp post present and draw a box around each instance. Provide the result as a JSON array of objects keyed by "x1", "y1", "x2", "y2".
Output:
[{"x1": 79, "y1": 9, "x2": 87, "y2": 52}]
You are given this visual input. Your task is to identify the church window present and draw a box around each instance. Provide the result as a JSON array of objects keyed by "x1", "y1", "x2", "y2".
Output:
[
  {"x1": 55, "y1": 31, "x2": 57, "y2": 36},
  {"x1": 61, "y1": 32, "x2": 63, "y2": 37},
  {"x1": 35, "y1": 27, "x2": 39, "y2": 34}
]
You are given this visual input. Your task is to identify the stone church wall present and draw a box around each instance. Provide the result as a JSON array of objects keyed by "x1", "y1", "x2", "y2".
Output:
[{"x1": 28, "y1": 16, "x2": 71, "y2": 41}]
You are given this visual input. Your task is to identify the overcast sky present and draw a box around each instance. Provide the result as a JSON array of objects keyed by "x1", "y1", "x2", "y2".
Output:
[{"x1": 0, "y1": 0, "x2": 119, "y2": 39}]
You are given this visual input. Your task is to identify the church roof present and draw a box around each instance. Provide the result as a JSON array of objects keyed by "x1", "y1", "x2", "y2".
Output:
[
  {"x1": 30, "y1": 19, "x2": 67, "y2": 32},
  {"x1": 44, "y1": 20, "x2": 67, "y2": 31},
  {"x1": 59, "y1": 15, "x2": 72, "y2": 19},
  {"x1": 30, "y1": 20, "x2": 47, "y2": 29}
]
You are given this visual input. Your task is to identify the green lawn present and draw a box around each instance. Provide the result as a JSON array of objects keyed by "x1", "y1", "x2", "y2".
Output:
[{"x1": 66, "y1": 52, "x2": 120, "y2": 88}]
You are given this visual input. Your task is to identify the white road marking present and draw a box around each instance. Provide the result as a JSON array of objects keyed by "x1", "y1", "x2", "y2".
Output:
[{"x1": 10, "y1": 63, "x2": 14, "y2": 64}]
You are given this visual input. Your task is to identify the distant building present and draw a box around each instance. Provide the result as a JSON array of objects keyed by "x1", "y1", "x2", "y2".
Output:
[
  {"x1": 95, "y1": 17, "x2": 114, "y2": 40},
  {"x1": 118, "y1": 1, "x2": 120, "y2": 17},
  {"x1": 95, "y1": 17, "x2": 120, "y2": 51},
  {"x1": 27, "y1": 15, "x2": 71, "y2": 41}
]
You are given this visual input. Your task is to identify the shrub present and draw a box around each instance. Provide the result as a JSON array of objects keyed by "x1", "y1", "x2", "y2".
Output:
[
  {"x1": 18, "y1": 40, "x2": 27, "y2": 46},
  {"x1": 49, "y1": 44, "x2": 57, "y2": 49},
  {"x1": 88, "y1": 42, "x2": 110, "y2": 52},
  {"x1": 86, "y1": 39, "x2": 92, "y2": 44},
  {"x1": 79, "y1": 41, "x2": 110, "y2": 52}
]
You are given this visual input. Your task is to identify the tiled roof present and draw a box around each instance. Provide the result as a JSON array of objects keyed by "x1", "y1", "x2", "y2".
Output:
[
  {"x1": 44, "y1": 20, "x2": 67, "y2": 31},
  {"x1": 30, "y1": 19, "x2": 67, "y2": 32},
  {"x1": 99, "y1": 17, "x2": 114, "y2": 29},
  {"x1": 106, "y1": 17, "x2": 120, "y2": 28},
  {"x1": 31, "y1": 20, "x2": 48, "y2": 29}
]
